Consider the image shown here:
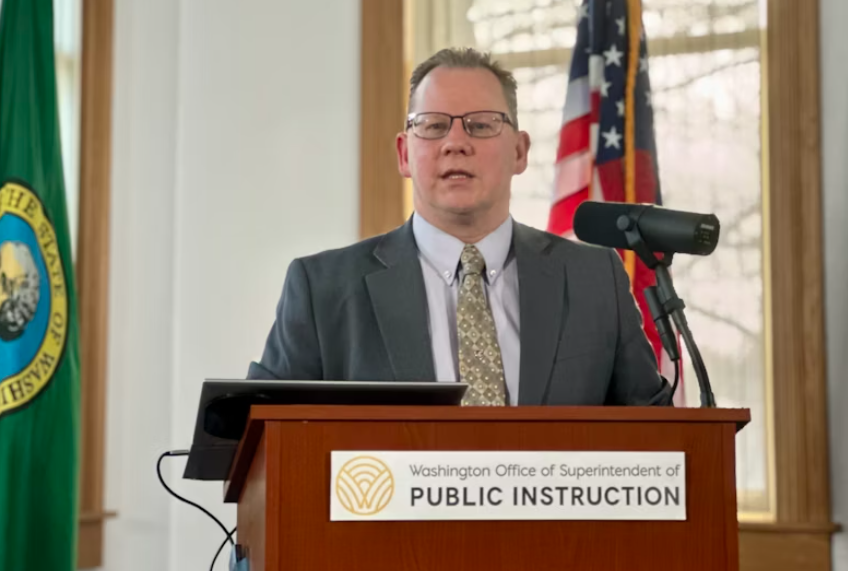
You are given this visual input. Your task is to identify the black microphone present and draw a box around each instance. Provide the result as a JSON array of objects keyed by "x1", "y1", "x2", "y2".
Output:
[
  {"x1": 573, "y1": 201, "x2": 720, "y2": 255},
  {"x1": 573, "y1": 200, "x2": 719, "y2": 407}
]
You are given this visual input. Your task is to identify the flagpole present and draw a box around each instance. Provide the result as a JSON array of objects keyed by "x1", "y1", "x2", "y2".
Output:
[{"x1": 623, "y1": 0, "x2": 642, "y2": 282}]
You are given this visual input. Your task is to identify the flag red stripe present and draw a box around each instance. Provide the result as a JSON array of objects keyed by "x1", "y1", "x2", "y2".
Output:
[
  {"x1": 591, "y1": 91, "x2": 602, "y2": 122},
  {"x1": 547, "y1": 187, "x2": 589, "y2": 234},
  {"x1": 596, "y1": 160, "x2": 625, "y2": 203},
  {"x1": 553, "y1": 151, "x2": 593, "y2": 202},
  {"x1": 556, "y1": 114, "x2": 591, "y2": 161}
]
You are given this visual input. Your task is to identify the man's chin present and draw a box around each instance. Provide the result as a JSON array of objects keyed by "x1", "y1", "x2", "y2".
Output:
[
  {"x1": 414, "y1": 188, "x2": 502, "y2": 220},
  {"x1": 435, "y1": 190, "x2": 486, "y2": 212},
  {"x1": 439, "y1": 202, "x2": 485, "y2": 216}
]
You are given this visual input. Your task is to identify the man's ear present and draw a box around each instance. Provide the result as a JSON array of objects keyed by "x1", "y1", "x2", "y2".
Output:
[
  {"x1": 396, "y1": 132, "x2": 412, "y2": 178},
  {"x1": 513, "y1": 131, "x2": 531, "y2": 175}
]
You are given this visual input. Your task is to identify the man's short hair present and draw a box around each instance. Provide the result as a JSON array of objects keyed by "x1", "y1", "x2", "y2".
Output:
[{"x1": 408, "y1": 47, "x2": 519, "y2": 129}]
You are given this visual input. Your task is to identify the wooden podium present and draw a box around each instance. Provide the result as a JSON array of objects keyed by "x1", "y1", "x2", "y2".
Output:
[{"x1": 223, "y1": 405, "x2": 749, "y2": 571}]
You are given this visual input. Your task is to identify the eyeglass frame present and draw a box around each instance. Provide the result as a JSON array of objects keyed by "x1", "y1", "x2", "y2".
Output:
[{"x1": 405, "y1": 110, "x2": 516, "y2": 139}]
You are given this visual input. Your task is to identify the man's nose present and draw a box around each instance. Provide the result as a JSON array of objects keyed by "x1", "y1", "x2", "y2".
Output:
[{"x1": 440, "y1": 119, "x2": 474, "y2": 156}]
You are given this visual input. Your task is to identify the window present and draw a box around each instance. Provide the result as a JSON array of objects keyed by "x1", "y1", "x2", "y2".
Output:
[
  {"x1": 54, "y1": 0, "x2": 82, "y2": 260},
  {"x1": 405, "y1": 0, "x2": 771, "y2": 517}
]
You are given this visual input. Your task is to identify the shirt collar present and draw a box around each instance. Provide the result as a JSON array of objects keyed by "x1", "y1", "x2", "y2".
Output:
[{"x1": 412, "y1": 212, "x2": 513, "y2": 285}]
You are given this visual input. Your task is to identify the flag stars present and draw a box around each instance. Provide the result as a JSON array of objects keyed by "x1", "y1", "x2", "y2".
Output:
[
  {"x1": 640, "y1": 56, "x2": 649, "y2": 73},
  {"x1": 604, "y1": 44, "x2": 624, "y2": 67},
  {"x1": 616, "y1": 17, "x2": 626, "y2": 36},
  {"x1": 601, "y1": 78, "x2": 611, "y2": 97},
  {"x1": 602, "y1": 126, "x2": 622, "y2": 149},
  {"x1": 616, "y1": 99, "x2": 625, "y2": 117}
]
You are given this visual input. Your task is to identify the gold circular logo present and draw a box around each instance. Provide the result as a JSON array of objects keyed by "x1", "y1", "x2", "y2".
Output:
[
  {"x1": 335, "y1": 456, "x2": 395, "y2": 516},
  {"x1": 0, "y1": 181, "x2": 68, "y2": 417}
]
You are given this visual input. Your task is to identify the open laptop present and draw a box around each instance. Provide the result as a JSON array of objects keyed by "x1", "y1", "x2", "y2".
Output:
[{"x1": 183, "y1": 379, "x2": 467, "y2": 480}]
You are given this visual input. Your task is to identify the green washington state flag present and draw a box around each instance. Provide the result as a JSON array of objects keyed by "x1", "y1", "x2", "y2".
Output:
[{"x1": 0, "y1": 0, "x2": 82, "y2": 568}]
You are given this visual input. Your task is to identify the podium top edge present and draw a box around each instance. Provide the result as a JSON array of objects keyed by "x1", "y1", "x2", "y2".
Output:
[{"x1": 245, "y1": 405, "x2": 751, "y2": 430}]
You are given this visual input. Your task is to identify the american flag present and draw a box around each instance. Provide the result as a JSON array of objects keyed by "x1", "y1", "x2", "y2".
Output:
[{"x1": 547, "y1": 0, "x2": 684, "y2": 405}]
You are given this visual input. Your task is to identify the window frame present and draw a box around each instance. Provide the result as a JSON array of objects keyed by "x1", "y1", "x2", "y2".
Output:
[{"x1": 75, "y1": 0, "x2": 115, "y2": 567}]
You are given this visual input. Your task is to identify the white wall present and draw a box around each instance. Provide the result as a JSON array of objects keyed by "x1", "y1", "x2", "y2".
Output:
[
  {"x1": 99, "y1": 0, "x2": 360, "y2": 569},
  {"x1": 101, "y1": 0, "x2": 180, "y2": 569},
  {"x1": 823, "y1": 0, "x2": 848, "y2": 568}
]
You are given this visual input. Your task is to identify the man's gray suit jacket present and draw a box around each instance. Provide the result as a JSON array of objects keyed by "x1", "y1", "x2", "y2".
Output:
[{"x1": 247, "y1": 218, "x2": 672, "y2": 406}]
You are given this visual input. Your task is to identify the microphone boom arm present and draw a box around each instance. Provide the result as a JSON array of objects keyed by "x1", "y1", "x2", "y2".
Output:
[{"x1": 618, "y1": 213, "x2": 717, "y2": 408}]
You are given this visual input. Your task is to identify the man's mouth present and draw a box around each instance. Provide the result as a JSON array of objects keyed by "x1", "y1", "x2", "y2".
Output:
[{"x1": 441, "y1": 169, "x2": 474, "y2": 180}]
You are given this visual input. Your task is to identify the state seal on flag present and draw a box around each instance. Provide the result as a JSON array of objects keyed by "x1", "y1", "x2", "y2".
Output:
[{"x1": 0, "y1": 180, "x2": 68, "y2": 417}]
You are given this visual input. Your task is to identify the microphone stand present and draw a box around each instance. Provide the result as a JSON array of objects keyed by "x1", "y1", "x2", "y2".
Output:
[{"x1": 617, "y1": 215, "x2": 717, "y2": 408}]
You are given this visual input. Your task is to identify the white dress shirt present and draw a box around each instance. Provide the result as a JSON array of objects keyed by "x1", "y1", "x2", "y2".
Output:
[{"x1": 411, "y1": 212, "x2": 521, "y2": 405}]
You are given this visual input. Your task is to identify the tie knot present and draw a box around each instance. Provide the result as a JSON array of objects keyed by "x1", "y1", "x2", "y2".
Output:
[{"x1": 460, "y1": 244, "x2": 486, "y2": 275}]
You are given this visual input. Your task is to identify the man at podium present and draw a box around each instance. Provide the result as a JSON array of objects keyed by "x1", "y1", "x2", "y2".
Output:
[{"x1": 248, "y1": 48, "x2": 671, "y2": 408}]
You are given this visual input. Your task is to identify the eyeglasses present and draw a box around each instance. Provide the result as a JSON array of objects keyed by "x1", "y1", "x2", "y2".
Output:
[{"x1": 406, "y1": 111, "x2": 515, "y2": 139}]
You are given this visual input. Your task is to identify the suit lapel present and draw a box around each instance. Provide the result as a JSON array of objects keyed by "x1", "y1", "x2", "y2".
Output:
[
  {"x1": 366, "y1": 220, "x2": 436, "y2": 382},
  {"x1": 514, "y1": 222, "x2": 566, "y2": 404}
]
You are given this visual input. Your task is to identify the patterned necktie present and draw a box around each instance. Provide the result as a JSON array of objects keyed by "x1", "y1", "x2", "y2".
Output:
[{"x1": 457, "y1": 244, "x2": 507, "y2": 406}]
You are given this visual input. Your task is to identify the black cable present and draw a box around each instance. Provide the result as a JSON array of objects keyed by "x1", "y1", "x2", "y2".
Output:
[
  {"x1": 210, "y1": 526, "x2": 238, "y2": 571},
  {"x1": 669, "y1": 307, "x2": 716, "y2": 407},
  {"x1": 670, "y1": 358, "x2": 680, "y2": 403},
  {"x1": 156, "y1": 450, "x2": 236, "y2": 570}
]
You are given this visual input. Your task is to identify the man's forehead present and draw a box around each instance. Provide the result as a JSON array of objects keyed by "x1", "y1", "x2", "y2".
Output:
[{"x1": 411, "y1": 67, "x2": 508, "y2": 113}]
